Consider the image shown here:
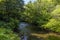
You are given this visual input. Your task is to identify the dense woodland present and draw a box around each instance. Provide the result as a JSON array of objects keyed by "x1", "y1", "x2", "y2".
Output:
[{"x1": 0, "y1": 0, "x2": 60, "y2": 40}]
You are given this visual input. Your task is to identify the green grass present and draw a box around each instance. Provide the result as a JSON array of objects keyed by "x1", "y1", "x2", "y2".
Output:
[{"x1": 46, "y1": 36, "x2": 60, "y2": 40}]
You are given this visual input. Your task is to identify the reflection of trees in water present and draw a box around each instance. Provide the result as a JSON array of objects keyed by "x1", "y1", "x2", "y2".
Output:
[{"x1": 28, "y1": 35, "x2": 43, "y2": 40}]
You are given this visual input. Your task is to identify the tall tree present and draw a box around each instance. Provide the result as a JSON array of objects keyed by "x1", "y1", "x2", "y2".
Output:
[
  {"x1": 21, "y1": 0, "x2": 56, "y2": 25},
  {"x1": 0, "y1": 0, "x2": 24, "y2": 40},
  {"x1": 20, "y1": 0, "x2": 60, "y2": 33},
  {"x1": 0, "y1": 0, "x2": 24, "y2": 28},
  {"x1": 43, "y1": 5, "x2": 60, "y2": 32}
]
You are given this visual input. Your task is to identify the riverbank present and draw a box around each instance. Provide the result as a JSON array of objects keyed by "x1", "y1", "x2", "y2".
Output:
[{"x1": 29, "y1": 32, "x2": 60, "y2": 40}]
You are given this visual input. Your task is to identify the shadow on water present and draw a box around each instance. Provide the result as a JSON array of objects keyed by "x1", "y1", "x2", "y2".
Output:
[
  {"x1": 28, "y1": 35, "x2": 44, "y2": 40},
  {"x1": 30, "y1": 25, "x2": 52, "y2": 34}
]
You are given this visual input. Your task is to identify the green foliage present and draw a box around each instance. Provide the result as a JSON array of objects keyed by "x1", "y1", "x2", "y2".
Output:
[
  {"x1": 0, "y1": 0, "x2": 24, "y2": 28},
  {"x1": 0, "y1": 19, "x2": 19, "y2": 29},
  {"x1": 43, "y1": 19, "x2": 60, "y2": 32},
  {"x1": 0, "y1": 0, "x2": 60, "y2": 40},
  {"x1": 46, "y1": 36, "x2": 60, "y2": 40},
  {"x1": 0, "y1": 28, "x2": 20, "y2": 40},
  {"x1": 0, "y1": 0, "x2": 24, "y2": 40},
  {"x1": 21, "y1": 0, "x2": 60, "y2": 33},
  {"x1": 51, "y1": 5, "x2": 60, "y2": 20},
  {"x1": 43, "y1": 5, "x2": 60, "y2": 32},
  {"x1": 21, "y1": 0, "x2": 56, "y2": 25}
]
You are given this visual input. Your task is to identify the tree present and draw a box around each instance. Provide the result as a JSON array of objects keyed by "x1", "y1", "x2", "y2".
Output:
[
  {"x1": 0, "y1": 28, "x2": 20, "y2": 40},
  {"x1": 21, "y1": 0, "x2": 60, "y2": 33},
  {"x1": 43, "y1": 5, "x2": 60, "y2": 32},
  {"x1": 0, "y1": 0, "x2": 24, "y2": 29},
  {"x1": 0, "y1": 0, "x2": 24, "y2": 40},
  {"x1": 21, "y1": 0, "x2": 56, "y2": 25}
]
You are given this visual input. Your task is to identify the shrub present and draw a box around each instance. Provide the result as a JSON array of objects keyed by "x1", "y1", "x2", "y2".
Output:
[
  {"x1": 46, "y1": 36, "x2": 60, "y2": 40},
  {"x1": 0, "y1": 28, "x2": 20, "y2": 40}
]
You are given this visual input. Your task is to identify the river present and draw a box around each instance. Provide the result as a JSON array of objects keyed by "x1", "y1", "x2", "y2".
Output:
[{"x1": 19, "y1": 22, "x2": 29, "y2": 40}]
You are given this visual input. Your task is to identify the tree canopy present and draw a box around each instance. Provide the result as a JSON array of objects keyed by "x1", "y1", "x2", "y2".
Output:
[
  {"x1": 0, "y1": 0, "x2": 24, "y2": 40},
  {"x1": 0, "y1": 0, "x2": 60, "y2": 40}
]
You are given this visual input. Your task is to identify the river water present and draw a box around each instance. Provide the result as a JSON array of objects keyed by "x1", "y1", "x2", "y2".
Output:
[{"x1": 19, "y1": 22, "x2": 29, "y2": 40}]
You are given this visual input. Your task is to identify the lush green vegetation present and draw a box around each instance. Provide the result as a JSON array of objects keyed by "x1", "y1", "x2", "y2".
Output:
[
  {"x1": 46, "y1": 36, "x2": 60, "y2": 40},
  {"x1": 0, "y1": 0, "x2": 60, "y2": 40},
  {"x1": 0, "y1": 28, "x2": 20, "y2": 40},
  {"x1": 0, "y1": 0, "x2": 24, "y2": 40},
  {"x1": 21, "y1": 0, "x2": 60, "y2": 32}
]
